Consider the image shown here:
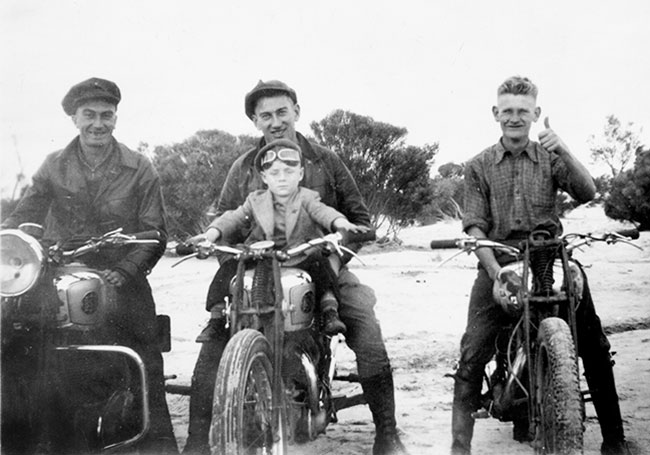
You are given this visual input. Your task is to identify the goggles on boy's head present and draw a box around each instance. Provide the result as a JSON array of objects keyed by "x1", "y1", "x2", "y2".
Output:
[{"x1": 260, "y1": 147, "x2": 302, "y2": 169}]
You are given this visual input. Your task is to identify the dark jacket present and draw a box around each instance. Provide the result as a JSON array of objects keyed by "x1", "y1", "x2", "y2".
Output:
[
  {"x1": 215, "y1": 132, "x2": 370, "y2": 245},
  {"x1": 4, "y1": 136, "x2": 167, "y2": 280}
]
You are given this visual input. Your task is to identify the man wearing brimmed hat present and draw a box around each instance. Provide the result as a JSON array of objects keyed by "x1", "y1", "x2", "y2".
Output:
[
  {"x1": 3, "y1": 77, "x2": 177, "y2": 454},
  {"x1": 183, "y1": 80, "x2": 408, "y2": 455}
]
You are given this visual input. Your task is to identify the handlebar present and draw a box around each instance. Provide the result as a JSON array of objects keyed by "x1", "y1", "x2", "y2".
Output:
[
  {"x1": 174, "y1": 243, "x2": 196, "y2": 256},
  {"x1": 172, "y1": 229, "x2": 375, "y2": 268},
  {"x1": 57, "y1": 228, "x2": 162, "y2": 259},
  {"x1": 609, "y1": 228, "x2": 639, "y2": 240},
  {"x1": 338, "y1": 228, "x2": 377, "y2": 245},
  {"x1": 429, "y1": 239, "x2": 461, "y2": 249},
  {"x1": 430, "y1": 229, "x2": 642, "y2": 256}
]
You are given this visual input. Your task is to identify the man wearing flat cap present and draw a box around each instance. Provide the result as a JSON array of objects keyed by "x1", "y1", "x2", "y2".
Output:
[
  {"x1": 183, "y1": 80, "x2": 408, "y2": 455},
  {"x1": 2, "y1": 77, "x2": 177, "y2": 454}
]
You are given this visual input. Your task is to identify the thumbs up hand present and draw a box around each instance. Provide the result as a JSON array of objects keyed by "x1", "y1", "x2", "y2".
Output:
[{"x1": 538, "y1": 116, "x2": 568, "y2": 155}]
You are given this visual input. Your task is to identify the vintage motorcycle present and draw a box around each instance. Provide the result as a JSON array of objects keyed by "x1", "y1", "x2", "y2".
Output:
[
  {"x1": 172, "y1": 229, "x2": 375, "y2": 454},
  {"x1": 430, "y1": 228, "x2": 641, "y2": 454},
  {"x1": 1, "y1": 224, "x2": 169, "y2": 454}
]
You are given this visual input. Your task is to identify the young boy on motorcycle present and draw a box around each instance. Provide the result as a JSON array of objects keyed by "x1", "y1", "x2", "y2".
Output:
[
  {"x1": 197, "y1": 138, "x2": 368, "y2": 336},
  {"x1": 451, "y1": 75, "x2": 631, "y2": 455},
  {"x1": 184, "y1": 79, "x2": 408, "y2": 455}
]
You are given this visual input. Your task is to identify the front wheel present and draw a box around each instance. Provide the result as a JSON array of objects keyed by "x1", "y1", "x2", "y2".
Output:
[
  {"x1": 210, "y1": 329, "x2": 287, "y2": 455},
  {"x1": 535, "y1": 317, "x2": 584, "y2": 454}
]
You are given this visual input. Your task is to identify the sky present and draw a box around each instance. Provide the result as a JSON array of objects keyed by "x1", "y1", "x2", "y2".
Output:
[{"x1": 2, "y1": 0, "x2": 650, "y2": 198}]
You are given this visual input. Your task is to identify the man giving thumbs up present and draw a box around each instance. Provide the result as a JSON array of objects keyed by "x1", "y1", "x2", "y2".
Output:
[{"x1": 451, "y1": 76, "x2": 630, "y2": 455}]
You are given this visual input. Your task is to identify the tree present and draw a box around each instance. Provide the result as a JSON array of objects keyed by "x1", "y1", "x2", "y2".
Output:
[
  {"x1": 417, "y1": 162, "x2": 465, "y2": 225},
  {"x1": 310, "y1": 110, "x2": 437, "y2": 237},
  {"x1": 589, "y1": 115, "x2": 643, "y2": 178},
  {"x1": 1, "y1": 186, "x2": 29, "y2": 224},
  {"x1": 604, "y1": 146, "x2": 650, "y2": 230},
  {"x1": 152, "y1": 130, "x2": 257, "y2": 239}
]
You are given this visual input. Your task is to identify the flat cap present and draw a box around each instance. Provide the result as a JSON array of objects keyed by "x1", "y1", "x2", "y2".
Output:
[
  {"x1": 254, "y1": 139, "x2": 302, "y2": 172},
  {"x1": 62, "y1": 77, "x2": 121, "y2": 115},
  {"x1": 244, "y1": 80, "x2": 297, "y2": 119}
]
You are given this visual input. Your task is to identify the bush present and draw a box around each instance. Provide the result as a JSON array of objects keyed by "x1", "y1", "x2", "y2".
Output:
[
  {"x1": 152, "y1": 130, "x2": 258, "y2": 239},
  {"x1": 416, "y1": 162, "x2": 464, "y2": 225},
  {"x1": 310, "y1": 109, "x2": 437, "y2": 236},
  {"x1": 604, "y1": 147, "x2": 650, "y2": 230}
]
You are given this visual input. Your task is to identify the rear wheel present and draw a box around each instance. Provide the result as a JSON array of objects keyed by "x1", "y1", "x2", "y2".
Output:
[
  {"x1": 535, "y1": 317, "x2": 584, "y2": 454},
  {"x1": 210, "y1": 329, "x2": 287, "y2": 455}
]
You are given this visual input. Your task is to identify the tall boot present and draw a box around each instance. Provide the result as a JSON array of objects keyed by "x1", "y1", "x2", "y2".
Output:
[
  {"x1": 360, "y1": 371, "x2": 409, "y2": 455},
  {"x1": 182, "y1": 324, "x2": 228, "y2": 455},
  {"x1": 137, "y1": 350, "x2": 178, "y2": 455},
  {"x1": 583, "y1": 354, "x2": 630, "y2": 454},
  {"x1": 450, "y1": 373, "x2": 482, "y2": 455}
]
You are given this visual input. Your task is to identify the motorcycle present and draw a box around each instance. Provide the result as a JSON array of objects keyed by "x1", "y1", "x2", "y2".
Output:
[
  {"x1": 430, "y1": 228, "x2": 641, "y2": 454},
  {"x1": 1, "y1": 224, "x2": 170, "y2": 454},
  {"x1": 171, "y1": 229, "x2": 376, "y2": 454}
]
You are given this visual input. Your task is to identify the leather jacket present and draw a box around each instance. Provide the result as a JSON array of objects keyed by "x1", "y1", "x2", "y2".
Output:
[{"x1": 4, "y1": 136, "x2": 167, "y2": 280}]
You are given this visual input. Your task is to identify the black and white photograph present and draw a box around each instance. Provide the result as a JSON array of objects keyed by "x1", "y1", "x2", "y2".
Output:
[{"x1": 1, "y1": 2, "x2": 649, "y2": 454}]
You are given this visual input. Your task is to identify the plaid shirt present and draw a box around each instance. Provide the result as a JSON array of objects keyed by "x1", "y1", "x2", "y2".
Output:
[{"x1": 463, "y1": 140, "x2": 589, "y2": 240}]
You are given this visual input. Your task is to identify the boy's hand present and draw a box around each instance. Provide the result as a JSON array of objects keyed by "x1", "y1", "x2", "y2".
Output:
[
  {"x1": 188, "y1": 227, "x2": 220, "y2": 245},
  {"x1": 538, "y1": 117, "x2": 569, "y2": 155}
]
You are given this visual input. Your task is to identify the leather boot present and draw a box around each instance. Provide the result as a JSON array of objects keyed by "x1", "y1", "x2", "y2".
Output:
[
  {"x1": 583, "y1": 353, "x2": 628, "y2": 451},
  {"x1": 136, "y1": 348, "x2": 178, "y2": 455},
  {"x1": 360, "y1": 371, "x2": 409, "y2": 455},
  {"x1": 182, "y1": 324, "x2": 228, "y2": 455},
  {"x1": 451, "y1": 373, "x2": 482, "y2": 455}
]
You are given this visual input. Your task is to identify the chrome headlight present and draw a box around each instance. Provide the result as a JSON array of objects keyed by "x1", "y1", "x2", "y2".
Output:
[{"x1": 0, "y1": 229, "x2": 45, "y2": 297}]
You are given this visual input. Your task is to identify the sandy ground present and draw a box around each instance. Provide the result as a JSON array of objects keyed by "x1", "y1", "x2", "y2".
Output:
[{"x1": 150, "y1": 206, "x2": 650, "y2": 455}]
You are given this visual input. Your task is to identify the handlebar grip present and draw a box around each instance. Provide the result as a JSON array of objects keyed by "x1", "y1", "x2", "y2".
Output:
[
  {"x1": 132, "y1": 230, "x2": 162, "y2": 241},
  {"x1": 175, "y1": 243, "x2": 195, "y2": 256},
  {"x1": 615, "y1": 228, "x2": 639, "y2": 240},
  {"x1": 339, "y1": 229, "x2": 376, "y2": 245},
  {"x1": 430, "y1": 239, "x2": 460, "y2": 249}
]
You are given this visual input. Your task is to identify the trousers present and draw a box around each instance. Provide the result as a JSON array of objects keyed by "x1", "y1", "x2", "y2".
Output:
[{"x1": 451, "y1": 262, "x2": 624, "y2": 451}]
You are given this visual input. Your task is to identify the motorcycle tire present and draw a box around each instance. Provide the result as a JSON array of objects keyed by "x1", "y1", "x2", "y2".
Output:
[
  {"x1": 210, "y1": 329, "x2": 288, "y2": 455},
  {"x1": 535, "y1": 317, "x2": 584, "y2": 455}
]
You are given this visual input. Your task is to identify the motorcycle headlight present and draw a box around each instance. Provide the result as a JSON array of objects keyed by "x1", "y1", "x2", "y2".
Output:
[{"x1": 1, "y1": 229, "x2": 44, "y2": 297}]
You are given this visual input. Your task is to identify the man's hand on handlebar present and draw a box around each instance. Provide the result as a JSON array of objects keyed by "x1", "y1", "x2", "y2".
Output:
[
  {"x1": 103, "y1": 269, "x2": 127, "y2": 287},
  {"x1": 333, "y1": 218, "x2": 370, "y2": 234},
  {"x1": 496, "y1": 268, "x2": 523, "y2": 295}
]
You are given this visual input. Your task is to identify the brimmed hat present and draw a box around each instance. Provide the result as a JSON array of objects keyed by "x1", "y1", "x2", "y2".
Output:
[
  {"x1": 62, "y1": 77, "x2": 121, "y2": 115},
  {"x1": 244, "y1": 80, "x2": 297, "y2": 119},
  {"x1": 254, "y1": 139, "x2": 302, "y2": 172}
]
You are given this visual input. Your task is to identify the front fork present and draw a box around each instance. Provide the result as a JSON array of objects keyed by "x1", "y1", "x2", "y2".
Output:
[{"x1": 523, "y1": 242, "x2": 581, "y2": 444}]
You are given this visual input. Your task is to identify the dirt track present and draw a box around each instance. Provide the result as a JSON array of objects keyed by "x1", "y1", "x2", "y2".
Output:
[{"x1": 152, "y1": 208, "x2": 650, "y2": 455}]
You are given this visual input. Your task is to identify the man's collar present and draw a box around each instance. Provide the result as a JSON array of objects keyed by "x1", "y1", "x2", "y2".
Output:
[
  {"x1": 495, "y1": 139, "x2": 539, "y2": 164},
  {"x1": 63, "y1": 136, "x2": 139, "y2": 169}
]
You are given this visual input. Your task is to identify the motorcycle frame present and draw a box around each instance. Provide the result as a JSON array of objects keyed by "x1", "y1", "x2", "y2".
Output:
[
  {"x1": 223, "y1": 247, "x2": 362, "y2": 443},
  {"x1": 227, "y1": 253, "x2": 287, "y2": 444},
  {"x1": 515, "y1": 237, "x2": 582, "y2": 441}
]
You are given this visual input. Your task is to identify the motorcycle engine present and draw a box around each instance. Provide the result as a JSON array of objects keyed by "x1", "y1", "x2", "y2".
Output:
[
  {"x1": 235, "y1": 267, "x2": 316, "y2": 332},
  {"x1": 54, "y1": 264, "x2": 117, "y2": 330},
  {"x1": 493, "y1": 260, "x2": 584, "y2": 315}
]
